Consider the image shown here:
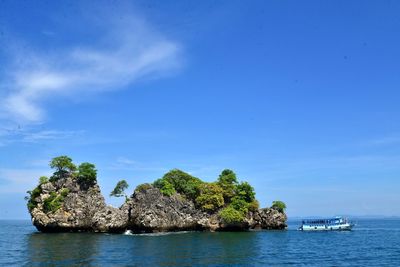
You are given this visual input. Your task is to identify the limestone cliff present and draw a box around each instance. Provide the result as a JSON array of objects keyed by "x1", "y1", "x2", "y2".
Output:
[
  {"x1": 29, "y1": 176, "x2": 127, "y2": 232},
  {"x1": 28, "y1": 176, "x2": 286, "y2": 233}
]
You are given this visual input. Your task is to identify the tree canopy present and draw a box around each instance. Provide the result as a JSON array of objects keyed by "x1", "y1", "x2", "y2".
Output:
[
  {"x1": 49, "y1": 156, "x2": 77, "y2": 180},
  {"x1": 271, "y1": 200, "x2": 286, "y2": 212},
  {"x1": 235, "y1": 182, "x2": 256, "y2": 203},
  {"x1": 158, "y1": 169, "x2": 202, "y2": 199},
  {"x1": 110, "y1": 180, "x2": 129, "y2": 198},
  {"x1": 217, "y1": 169, "x2": 238, "y2": 202},
  {"x1": 195, "y1": 183, "x2": 224, "y2": 211},
  {"x1": 151, "y1": 168, "x2": 263, "y2": 224},
  {"x1": 77, "y1": 162, "x2": 97, "y2": 185}
]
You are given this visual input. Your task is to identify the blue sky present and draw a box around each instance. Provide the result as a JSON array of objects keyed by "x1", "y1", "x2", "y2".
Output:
[{"x1": 1, "y1": 0, "x2": 399, "y2": 219}]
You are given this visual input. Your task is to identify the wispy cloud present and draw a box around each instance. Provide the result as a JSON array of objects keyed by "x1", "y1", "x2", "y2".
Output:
[
  {"x1": 108, "y1": 157, "x2": 167, "y2": 172},
  {"x1": 0, "y1": 168, "x2": 51, "y2": 193},
  {"x1": 0, "y1": 126, "x2": 85, "y2": 146},
  {"x1": 0, "y1": 12, "x2": 181, "y2": 123},
  {"x1": 22, "y1": 129, "x2": 85, "y2": 142}
]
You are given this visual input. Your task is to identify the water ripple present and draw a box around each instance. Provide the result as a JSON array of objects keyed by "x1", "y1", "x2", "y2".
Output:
[{"x1": 0, "y1": 219, "x2": 399, "y2": 266}]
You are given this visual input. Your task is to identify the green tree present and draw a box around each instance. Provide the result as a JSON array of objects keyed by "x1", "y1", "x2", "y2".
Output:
[
  {"x1": 49, "y1": 156, "x2": 77, "y2": 180},
  {"x1": 77, "y1": 162, "x2": 97, "y2": 184},
  {"x1": 161, "y1": 169, "x2": 203, "y2": 200},
  {"x1": 217, "y1": 169, "x2": 238, "y2": 202},
  {"x1": 39, "y1": 176, "x2": 49, "y2": 184},
  {"x1": 230, "y1": 197, "x2": 250, "y2": 214},
  {"x1": 110, "y1": 180, "x2": 129, "y2": 199},
  {"x1": 153, "y1": 178, "x2": 176, "y2": 196},
  {"x1": 271, "y1": 200, "x2": 286, "y2": 212},
  {"x1": 235, "y1": 181, "x2": 256, "y2": 203},
  {"x1": 195, "y1": 183, "x2": 224, "y2": 211}
]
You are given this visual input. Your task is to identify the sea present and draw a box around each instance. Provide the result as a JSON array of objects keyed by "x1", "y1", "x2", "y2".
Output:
[{"x1": 0, "y1": 219, "x2": 399, "y2": 266}]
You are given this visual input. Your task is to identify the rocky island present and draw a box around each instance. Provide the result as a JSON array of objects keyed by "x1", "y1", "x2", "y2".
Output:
[{"x1": 26, "y1": 156, "x2": 287, "y2": 233}]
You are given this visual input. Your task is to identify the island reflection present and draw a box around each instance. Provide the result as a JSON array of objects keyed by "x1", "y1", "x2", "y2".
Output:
[{"x1": 27, "y1": 231, "x2": 261, "y2": 266}]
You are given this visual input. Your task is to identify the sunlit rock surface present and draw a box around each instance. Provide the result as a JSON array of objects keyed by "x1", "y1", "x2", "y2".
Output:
[{"x1": 29, "y1": 177, "x2": 287, "y2": 233}]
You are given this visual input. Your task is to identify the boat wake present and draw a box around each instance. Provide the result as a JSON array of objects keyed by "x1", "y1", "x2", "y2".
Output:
[{"x1": 123, "y1": 230, "x2": 192, "y2": 236}]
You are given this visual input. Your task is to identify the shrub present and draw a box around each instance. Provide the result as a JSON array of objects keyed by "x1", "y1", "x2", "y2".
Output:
[
  {"x1": 248, "y1": 199, "x2": 259, "y2": 212},
  {"x1": 219, "y1": 206, "x2": 245, "y2": 224},
  {"x1": 77, "y1": 162, "x2": 97, "y2": 185},
  {"x1": 195, "y1": 183, "x2": 224, "y2": 211},
  {"x1": 135, "y1": 183, "x2": 152, "y2": 193},
  {"x1": 26, "y1": 186, "x2": 42, "y2": 211},
  {"x1": 230, "y1": 197, "x2": 250, "y2": 214},
  {"x1": 43, "y1": 192, "x2": 64, "y2": 213},
  {"x1": 60, "y1": 188, "x2": 70, "y2": 197},
  {"x1": 161, "y1": 169, "x2": 203, "y2": 200},
  {"x1": 154, "y1": 178, "x2": 176, "y2": 196},
  {"x1": 39, "y1": 176, "x2": 49, "y2": 184},
  {"x1": 271, "y1": 200, "x2": 286, "y2": 212},
  {"x1": 27, "y1": 201, "x2": 37, "y2": 211}
]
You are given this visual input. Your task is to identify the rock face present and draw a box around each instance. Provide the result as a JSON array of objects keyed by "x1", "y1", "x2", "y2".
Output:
[
  {"x1": 30, "y1": 177, "x2": 127, "y2": 232},
  {"x1": 249, "y1": 209, "x2": 287, "y2": 230},
  {"x1": 122, "y1": 187, "x2": 225, "y2": 232},
  {"x1": 29, "y1": 177, "x2": 287, "y2": 233}
]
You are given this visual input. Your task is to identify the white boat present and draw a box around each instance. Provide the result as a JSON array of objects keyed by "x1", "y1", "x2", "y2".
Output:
[{"x1": 298, "y1": 216, "x2": 353, "y2": 231}]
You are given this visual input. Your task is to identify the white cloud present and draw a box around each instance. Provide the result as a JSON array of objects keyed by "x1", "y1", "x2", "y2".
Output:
[
  {"x1": 22, "y1": 129, "x2": 85, "y2": 142},
  {"x1": 0, "y1": 126, "x2": 85, "y2": 146},
  {"x1": 0, "y1": 168, "x2": 51, "y2": 193},
  {"x1": 115, "y1": 157, "x2": 138, "y2": 166},
  {"x1": 108, "y1": 157, "x2": 167, "y2": 172},
  {"x1": 0, "y1": 13, "x2": 182, "y2": 123}
]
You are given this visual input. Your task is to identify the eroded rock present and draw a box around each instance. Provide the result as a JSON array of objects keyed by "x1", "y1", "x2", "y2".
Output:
[{"x1": 29, "y1": 177, "x2": 287, "y2": 233}]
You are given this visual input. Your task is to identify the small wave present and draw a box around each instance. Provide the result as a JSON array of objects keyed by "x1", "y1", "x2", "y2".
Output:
[
  {"x1": 123, "y1": 230, "x2": 192, "y2": 236},
  {"x1": 123, "y1": 230, "x2": 133, "y2": 235}
]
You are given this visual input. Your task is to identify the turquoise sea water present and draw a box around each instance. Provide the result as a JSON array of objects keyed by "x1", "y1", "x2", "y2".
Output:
[{"x1": 0, "y1": 219, "x2": 399, "y2": 266}]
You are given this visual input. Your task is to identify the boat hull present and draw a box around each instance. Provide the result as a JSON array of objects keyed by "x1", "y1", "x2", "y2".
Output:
[{"x1": 299, "y1": 223, "x2": 353, "y2": 231}]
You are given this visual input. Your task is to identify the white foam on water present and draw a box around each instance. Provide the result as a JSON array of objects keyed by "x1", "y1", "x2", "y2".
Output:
[
  {"x1": 123, "y1": 230, "x2": 133, "y2": 235},
  {"x1": 123, "y1": 230, "x2": 193, "y2": 236}
]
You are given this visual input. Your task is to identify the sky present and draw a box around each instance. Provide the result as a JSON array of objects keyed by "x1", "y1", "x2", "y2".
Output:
[{"x1": 0, "y1": 0, "x2": 400, "y2": 219}]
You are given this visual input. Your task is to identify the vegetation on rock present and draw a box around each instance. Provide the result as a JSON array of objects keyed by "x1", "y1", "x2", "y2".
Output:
[
  {"x1": 219, "y1": 206, "x2": 245, "y2": 224},
  {"x1": 26, "y1": 156, "x2": 97, "y2": 212},
  {"x1": 150, "y1": 168, "x2": 260, "y2": 223},
  {"x1": 135, "y1": 183, "x2": 152, "y2": 193},
  {"x1": 43, "y1": 192, "x2": 64, "y2": 213},
  {"x1": 110, "y1": 180, "x2": 129, "y2": 199},
  {"x1": 271, "y1": 200, "x2": 287, "y2": 212},
  {"x1": 195, "y1": 183, "x2": 224, "y2": 211},
  {"x1": 154, "y1": 169, "x2": 202, "y2": 199},
  {"x1": 26, "y1": 155, "x2": 287, "y2": 231},
  {"x1": 49, "y1": 155, "x2": 77, "y2": 181},
  {"x1": 39, "y1": 176, "x2": 49, "y2": 184},
  {"x1": 153, "y1": 177, "x2": 175, "y2": 196},
  {"x1": 77, "y1": 162, "x2": 97, "y2": 185},
  {"x1": 217, "y1": 169, "x2": 238, "y2": 202},
  {"x1": 26, "y1": 185, "x2": 42, "y2": 211},
  {"x1": 235, "y1": 182, "x2": 256, "y2": 203}
]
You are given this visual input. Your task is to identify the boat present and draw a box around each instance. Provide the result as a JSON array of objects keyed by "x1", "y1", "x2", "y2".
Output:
[{"x1": 298, "y1": 216, "x2": 354, "y2": 231}]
